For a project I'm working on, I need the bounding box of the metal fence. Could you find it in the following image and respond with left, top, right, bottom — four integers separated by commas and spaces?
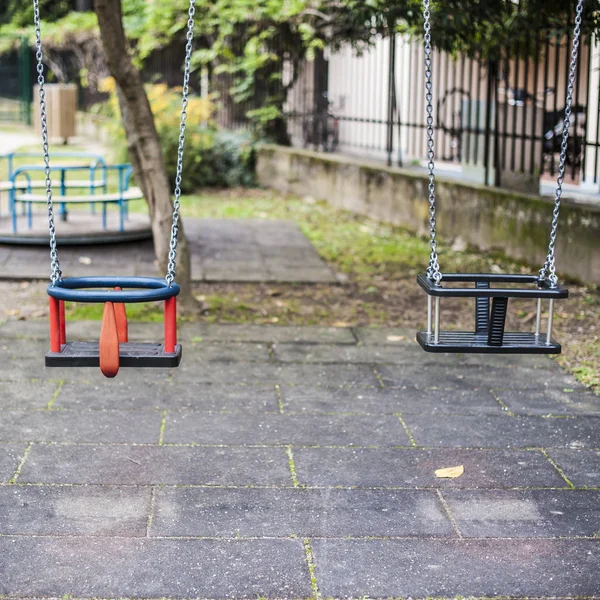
215, 27, 599, 194
0, 36, 31, 124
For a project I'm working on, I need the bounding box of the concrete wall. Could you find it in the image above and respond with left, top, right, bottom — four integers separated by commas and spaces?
257, 144, 600, 285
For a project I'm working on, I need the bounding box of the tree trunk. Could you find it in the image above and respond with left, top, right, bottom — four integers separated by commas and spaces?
94, 0, 199, 313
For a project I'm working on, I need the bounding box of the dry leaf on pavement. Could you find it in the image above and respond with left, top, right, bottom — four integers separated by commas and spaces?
435, 465, 464, 478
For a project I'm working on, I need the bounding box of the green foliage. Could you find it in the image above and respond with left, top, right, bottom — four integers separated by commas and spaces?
182, 0, 600, 131
0, 0, 72, 27
101, 81, 256, 191
159, 127, 257, 192
3, 0, 599, 141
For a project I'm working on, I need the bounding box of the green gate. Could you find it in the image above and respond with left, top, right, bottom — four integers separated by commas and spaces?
0, 35, 31, 125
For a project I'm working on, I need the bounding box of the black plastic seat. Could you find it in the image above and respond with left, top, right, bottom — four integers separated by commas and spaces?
417, 273, 568, 354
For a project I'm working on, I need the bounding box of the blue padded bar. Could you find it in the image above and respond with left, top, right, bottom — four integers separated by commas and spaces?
47, 277, 180, 303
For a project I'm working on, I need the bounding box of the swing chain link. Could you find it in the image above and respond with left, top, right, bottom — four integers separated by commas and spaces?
539, 0, 584, 288
422, 0, 442, 285
33, 0, 62, 285
166, 0, 196, 286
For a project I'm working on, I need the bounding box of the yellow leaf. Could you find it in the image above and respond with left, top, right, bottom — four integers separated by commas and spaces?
435, 465, 464, 479
386, 335, 407, 342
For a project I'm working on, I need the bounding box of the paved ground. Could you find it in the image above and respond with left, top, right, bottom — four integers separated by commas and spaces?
0, 218, 336, 283
0, 129, 39, 155
0, 319, 598, 598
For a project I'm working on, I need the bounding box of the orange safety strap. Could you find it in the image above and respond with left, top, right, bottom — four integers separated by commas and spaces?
113, 287, 128, 343
99, 302, 120, 378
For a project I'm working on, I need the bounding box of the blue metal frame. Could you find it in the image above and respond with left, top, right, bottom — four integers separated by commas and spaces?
47, 277, 180, 303
8, 163, 135, 233
2, 152, 106, 175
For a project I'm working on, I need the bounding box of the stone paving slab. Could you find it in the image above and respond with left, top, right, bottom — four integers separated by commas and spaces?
0, 380, 59, 409
151, 487, 452, 538
180, 324, 357, 345
545, 449, 600, 488
279, 385, 504, 415
273, 343, 418, 365
19, 444, 292, 485
54, 381, 280, 412
0, 485, 150, 536
180, 342, 272, 363
443, 489, 600, 538
0, 323, 597, 599
311, 538, 600, 597
274, 342, 563, 371
292, 447, 567, 488
0, 537, 311, 598
376, 363, 585, 390
163, 412, 408, 446
0, 218, 336, 283
171, 362, 382, 387
494, 388, 600, 415
0, 410, 162, 443
0, 444, 26, 482
404, 413, 600, 449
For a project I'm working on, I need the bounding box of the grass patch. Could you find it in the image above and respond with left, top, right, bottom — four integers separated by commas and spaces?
66, 301, 163, 322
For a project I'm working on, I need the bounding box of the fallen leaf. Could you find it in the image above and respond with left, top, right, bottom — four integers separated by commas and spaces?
4, 309, 20, 317
79, 256, 92, 265
435, 465, 464, 479
332, 321, 351, 327
386, 335, 407, 342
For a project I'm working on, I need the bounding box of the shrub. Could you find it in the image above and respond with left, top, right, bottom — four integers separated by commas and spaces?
97, 78, 256, 190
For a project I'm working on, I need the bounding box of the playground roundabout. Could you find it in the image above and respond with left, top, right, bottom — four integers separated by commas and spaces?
0, 210, 152, 245
0, 152, 152, 245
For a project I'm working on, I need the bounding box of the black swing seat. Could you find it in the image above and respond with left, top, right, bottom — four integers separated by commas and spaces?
417, 273, 568, 354
417, 331, 561, 354
46, 342, 182, 368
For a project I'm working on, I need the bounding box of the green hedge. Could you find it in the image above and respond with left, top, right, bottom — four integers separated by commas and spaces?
99, 80, 257, 191
160, 128, 256, 192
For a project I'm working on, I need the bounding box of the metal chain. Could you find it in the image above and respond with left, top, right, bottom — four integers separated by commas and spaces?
422, 0, 441, 285
166, 0, 196, 286
32, 0, 61, 285
539, 0, 584, 288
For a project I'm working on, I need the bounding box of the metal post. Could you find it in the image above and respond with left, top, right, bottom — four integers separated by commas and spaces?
386, 28, 397, 167
546, 299, 554, 345
434, 297, 440, 344
483, 60, 495, 186
427, 295, 432, 334
535, 298, 542, 336
20, 36, 32, 126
